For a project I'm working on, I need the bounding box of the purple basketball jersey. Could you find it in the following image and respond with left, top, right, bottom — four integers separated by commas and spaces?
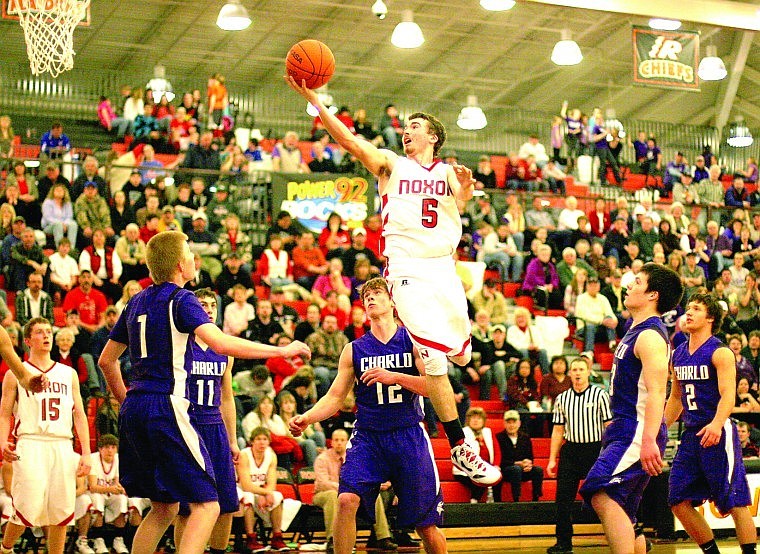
671, 336, 724, 428
609, 316, 670, 422
351, 327, 424, 431
185, 337, 228, 424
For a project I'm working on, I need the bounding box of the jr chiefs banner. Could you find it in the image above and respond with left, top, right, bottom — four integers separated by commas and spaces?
632, 26, 699, 90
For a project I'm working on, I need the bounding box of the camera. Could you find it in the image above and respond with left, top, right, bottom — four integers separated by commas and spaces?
372, 0, 387, 19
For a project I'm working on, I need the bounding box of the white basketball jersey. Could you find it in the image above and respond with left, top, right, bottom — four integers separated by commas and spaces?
89, 452, 119, 487
14, 361, 75, 439
242, 446, 275, 487
381, 157, 462, 259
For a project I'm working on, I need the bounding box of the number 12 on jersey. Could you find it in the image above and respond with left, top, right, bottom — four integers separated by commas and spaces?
376, 383, 402, 404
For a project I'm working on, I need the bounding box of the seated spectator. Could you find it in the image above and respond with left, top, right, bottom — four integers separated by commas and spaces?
543, 160, 567, 195
39, 121, 71, 160
184, 252, 215, 293
734, 377, 760, 413
15, 272, 53, 329
472, 279, 508, 325
306, 314, 348, 397
454, 407, 497, 503
216, 252, 254, 307
725, 176, 751, 209
3, 181, 42, 232
75, 181, 114, 242
588, 198, 610, 239
240, 397, 301, 467
236, 427, 291, 552
9, 227, 48, 291
473, 155, 497, 190
705, 220, 733, 281
294, 303, 321, 343
343, 306, 369, 342
138, 213, 159, 244
480, 223, 523, 283
271, 131, 309, 173
308, 140, 337, 173
268, 288, 299, 337
518, 134, 550, 167
728, 334, 757, 388
631, 216, 658, 261
507, 308, 549, 374
505, 359, 541, 411
114, 224, 148, 284
278, 390, 324, 466
36, 161, 70, 205
224, 283, 255, 337
292, 231, 329, 289
79, 228, 123, 303
218, 213, 252, 265
737, 156, 758, 184
563, 267, 587, 320
109, 190, 136, 239
349, 259, 372, 304
312, 257, 351, 312
737, 421, 759, 458
663, 151, 688, 197
318, 212, 351, 258
604, 216, 630, 262
115, 280, 141, 316
48, 237, 79, 300
244, 299, 285, 346
266, 211, 303, 253
5, 160, 41, 226
494, 409, 544, 502
742, 330, 760, 375
341, 226, 379, 276
313, 428, 395, 552
539, 356, 571, 408
657, 220, 680, 258
266, 336, 305, 393
556, 247, 596, 290
41, 183, 77, 247
62, 270, 108, 333
574, 276, 617, 356
522, 244, 562, 311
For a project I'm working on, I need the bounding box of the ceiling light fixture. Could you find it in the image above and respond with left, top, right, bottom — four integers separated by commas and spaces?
648, 18, 681, 31
391, 10, 424, 49
216, 0, 251, 31
371, 0, 387, 19
698, 45, 727, 81
480, 0, 516, 11
146, 64, 175, 103
457, 95, 487, 131
727, 116, 753, 148
551, 29, 582, 66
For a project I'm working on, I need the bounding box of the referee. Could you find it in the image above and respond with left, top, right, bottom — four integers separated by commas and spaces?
546, 356, 611, 554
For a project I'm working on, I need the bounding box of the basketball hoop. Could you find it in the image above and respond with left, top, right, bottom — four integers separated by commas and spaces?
12, 0, 90, 77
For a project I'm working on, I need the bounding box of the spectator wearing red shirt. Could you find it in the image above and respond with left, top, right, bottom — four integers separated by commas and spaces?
139, 213, 160, 244
320, 290, 348, 330
587, 197, 611, 238
292, 231, 329, 289
505, 152, 526, 190
362, 213, 384, 263
343, 306, 369, 342
265, 334, 305, 392
61, 269, 108, 333
318, 212, 351, 258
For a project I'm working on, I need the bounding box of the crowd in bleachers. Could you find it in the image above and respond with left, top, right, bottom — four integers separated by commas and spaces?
3, 85, 760, 551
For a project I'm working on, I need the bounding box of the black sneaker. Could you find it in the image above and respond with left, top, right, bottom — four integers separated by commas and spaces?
394, 531, 421, 548
546, 544, 573, 554
366, 537, 398, 551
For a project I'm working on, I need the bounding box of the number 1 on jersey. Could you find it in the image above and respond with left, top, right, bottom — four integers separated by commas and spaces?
138, 314, 148, 358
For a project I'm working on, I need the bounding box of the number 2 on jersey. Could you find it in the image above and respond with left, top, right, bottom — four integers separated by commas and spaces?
685, 383, 697, 410
421, 198, 438, 228
376, 383, 402, 405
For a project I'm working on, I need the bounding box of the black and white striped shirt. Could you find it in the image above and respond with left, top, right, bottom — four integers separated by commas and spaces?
552, 384, 612, 443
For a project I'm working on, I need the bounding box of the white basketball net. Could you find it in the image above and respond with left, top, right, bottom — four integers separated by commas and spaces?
14, 0, 90, 77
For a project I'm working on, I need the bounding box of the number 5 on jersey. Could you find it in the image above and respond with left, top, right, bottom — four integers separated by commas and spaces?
421, 198, 438, 228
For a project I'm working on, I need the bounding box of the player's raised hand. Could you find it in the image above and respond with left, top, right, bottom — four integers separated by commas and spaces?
360, 367, 396, 387
640, 438, 663, 476
696, 421, 722, 448
77, 454, 92, 477
452, 163, 476, 188
289, 414, 308, 437
284, 75, 319, 104
23, 373, 49, 393
284, 340, 311, 360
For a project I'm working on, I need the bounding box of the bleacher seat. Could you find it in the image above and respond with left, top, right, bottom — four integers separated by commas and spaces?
297, 483, 315, 504
440, 481, 472, 503
435, 459, 454, 481
431, 438, 450, 460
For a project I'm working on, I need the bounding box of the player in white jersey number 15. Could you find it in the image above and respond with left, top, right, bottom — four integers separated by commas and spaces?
285, 75, 500, 487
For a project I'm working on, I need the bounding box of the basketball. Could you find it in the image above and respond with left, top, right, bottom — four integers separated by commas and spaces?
286, 39, 335, 89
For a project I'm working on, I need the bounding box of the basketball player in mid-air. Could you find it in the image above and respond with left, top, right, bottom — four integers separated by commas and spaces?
286, 76, 500, 486
99, 231, 311, 554
665, 293, 756, 554
579, 263, 683, 554
290, 277, 446, 554
0, 317, 91, 554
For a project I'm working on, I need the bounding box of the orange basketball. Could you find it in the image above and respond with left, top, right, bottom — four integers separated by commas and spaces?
286, 39, 335, 90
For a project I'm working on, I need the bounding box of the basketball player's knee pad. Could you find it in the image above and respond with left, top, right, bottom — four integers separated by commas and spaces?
421, 350, 448, 377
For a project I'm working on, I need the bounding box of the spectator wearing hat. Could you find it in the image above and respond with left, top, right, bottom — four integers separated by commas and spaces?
692, 155, 709, 183
574, 275, 617, 355
672, 170, 700, 208
79, 228, 123, 303
36, 161, 70, 203
340, 226, 380, 276
601, 270, 628, 338
663, 151, 689, 198
269, 288, 300, 335
494, 409, 544, 502
9, 226, 48, 292
1, 215, 26, 278
453, 407, 497, 503
120, 169, 146, 209
71, 155, 109, 202
206, 182, 235, 232
74, 181, 113, 241
156, 205, 181, 233
186, 211, 218, 256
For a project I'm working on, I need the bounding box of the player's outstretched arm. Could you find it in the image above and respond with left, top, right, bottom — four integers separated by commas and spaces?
698, 347, 738, 447
0, 374, 18, 462
663, 365, 683, 428
196, 323, 310, 361
0, 327, 46, 393
637, 329, 669, 476
99, 339, 128, 403
284, 75, 396, 177
289, 344, 355, 436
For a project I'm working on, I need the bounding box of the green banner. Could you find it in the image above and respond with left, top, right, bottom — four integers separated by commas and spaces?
270, 172, 376, 233
632, 26, 700, 90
